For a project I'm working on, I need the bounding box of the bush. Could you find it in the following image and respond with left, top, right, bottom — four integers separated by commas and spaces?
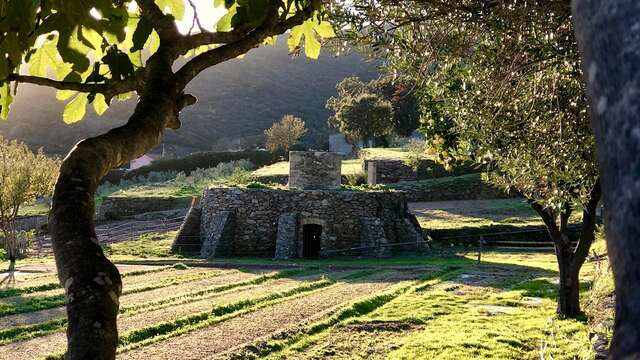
244, 181, 272, 189
343, 171, 367, 186
124, 150, 276, 179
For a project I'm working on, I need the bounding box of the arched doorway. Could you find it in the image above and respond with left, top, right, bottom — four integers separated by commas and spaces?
302, 224, 322, 259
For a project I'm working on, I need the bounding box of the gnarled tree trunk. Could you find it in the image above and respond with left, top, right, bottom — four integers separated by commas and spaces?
572, 0, 640, 356
49, 54, 181, 360
532, 180, 601, 318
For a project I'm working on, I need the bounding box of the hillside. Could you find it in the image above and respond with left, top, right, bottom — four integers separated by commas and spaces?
0, 39, 377, 156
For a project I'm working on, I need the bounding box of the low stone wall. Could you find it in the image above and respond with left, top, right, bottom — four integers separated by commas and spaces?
199, 187, 426, 258
288, 151, 342, 190
364, 159, 417, 184
97, 196, 192, 221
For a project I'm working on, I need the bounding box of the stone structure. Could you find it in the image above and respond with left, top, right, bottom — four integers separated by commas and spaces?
194, 187, 425, 259
172, 151, 427, 259
288, 151, 341, 190
364, 159, 417, 184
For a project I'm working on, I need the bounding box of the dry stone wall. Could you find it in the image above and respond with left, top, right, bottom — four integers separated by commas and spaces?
199, 187, 426, 258
364, 159, 417, 184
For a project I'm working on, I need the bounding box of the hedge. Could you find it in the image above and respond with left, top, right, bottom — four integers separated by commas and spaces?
124, 150, 277, 179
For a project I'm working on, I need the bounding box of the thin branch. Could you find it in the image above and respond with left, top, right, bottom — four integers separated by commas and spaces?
179, 26, 253, 52
571, 179, 602, 269
7, 73, 141, 101
187, 0, 205, 34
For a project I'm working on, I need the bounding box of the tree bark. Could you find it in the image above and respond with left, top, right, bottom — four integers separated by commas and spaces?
557, 251, 582, 317
49, 53, 180, 359
530, 182, 601, 319
572, 0, 640, 357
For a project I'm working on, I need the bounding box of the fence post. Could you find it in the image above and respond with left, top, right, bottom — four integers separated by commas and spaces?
477, 236, 484, 264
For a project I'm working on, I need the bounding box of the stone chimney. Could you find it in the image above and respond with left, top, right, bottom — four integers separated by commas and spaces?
288, 151, 341, 190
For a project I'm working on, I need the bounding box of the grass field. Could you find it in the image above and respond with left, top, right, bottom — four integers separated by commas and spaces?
0, 234, 601, 360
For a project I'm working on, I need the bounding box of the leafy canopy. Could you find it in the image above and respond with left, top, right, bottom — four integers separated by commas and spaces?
331, 0, 598, 213
264, 114, 307, 153
0, 0, 334, 122
326, 88, 394, 141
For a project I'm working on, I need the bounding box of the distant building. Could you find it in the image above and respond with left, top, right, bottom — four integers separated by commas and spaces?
328, 133, 363, 155
128, 154, 159, 170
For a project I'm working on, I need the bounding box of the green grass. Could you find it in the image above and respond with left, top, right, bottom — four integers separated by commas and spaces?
259, 268, 593, 360
102, 232, 177, 258
0, 268, 224, 317
17, 202, 50, 217
412, 198, 540, 231
358, 147, 419, 160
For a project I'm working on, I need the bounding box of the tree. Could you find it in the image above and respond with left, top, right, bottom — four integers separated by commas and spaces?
330, 0, 600, 318
326, 80, 394, 145
327, 77, 419, 138
264, 114, 307, 153
0, 1, 330, 358
573, 0, 640, 356
0, 136, 59, 265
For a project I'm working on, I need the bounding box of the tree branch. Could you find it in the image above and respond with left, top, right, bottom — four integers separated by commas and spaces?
529, 200, 563, 241
7, 74, 141, 102
571, 179, 602, 269
136, 0, 180, 41
174, 0, 319, 90
179, 26, 253, 53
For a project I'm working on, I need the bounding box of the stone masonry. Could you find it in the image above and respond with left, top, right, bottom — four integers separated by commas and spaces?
289, 151, 342, 190
364, 159, 417, 185
197, 187, 426, 259
172, 151, 428, 259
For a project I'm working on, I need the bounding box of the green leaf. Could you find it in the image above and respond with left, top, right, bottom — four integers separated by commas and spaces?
92, 93, 109, 115
63, 93, 88, 124
303, 22, 321, 59
314, 21, 336, 38
28, 43, 58, 77
131, 17, 152, 52
0, 83, 13, 120
217, 4, 237, 32
56, 90, 77, 100
288, 26, 304, 53
157, 0, 185, 21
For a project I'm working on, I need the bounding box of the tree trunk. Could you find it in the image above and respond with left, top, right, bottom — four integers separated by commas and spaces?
50, 54, 180, 359
572, 1, 640, 357
556, 240, 582, 317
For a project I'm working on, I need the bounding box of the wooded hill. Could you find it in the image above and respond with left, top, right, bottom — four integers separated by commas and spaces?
1, 40, 377, 156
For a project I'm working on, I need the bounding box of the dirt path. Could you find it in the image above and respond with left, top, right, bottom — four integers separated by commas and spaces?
118, 279, 400, 360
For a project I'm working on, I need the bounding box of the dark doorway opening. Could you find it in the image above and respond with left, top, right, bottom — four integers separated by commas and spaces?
302, 224, 322, 259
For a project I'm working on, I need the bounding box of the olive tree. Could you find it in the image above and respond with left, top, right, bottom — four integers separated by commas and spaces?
326, 80, 394, 145
331, 0, 600, 318
0, 136, 59, 265
0, 1, 329, 358
264, 114, 307, 153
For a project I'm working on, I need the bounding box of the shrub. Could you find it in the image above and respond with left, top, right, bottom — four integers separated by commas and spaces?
343, 171, 367, 186
124, 150, 276, 179
245, 181, 272, 189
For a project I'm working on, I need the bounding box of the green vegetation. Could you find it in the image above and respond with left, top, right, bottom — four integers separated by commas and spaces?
103, 232, 176, 258
2, 249, 607, 359
389, 173, 511, 202
124, 151, 276, 180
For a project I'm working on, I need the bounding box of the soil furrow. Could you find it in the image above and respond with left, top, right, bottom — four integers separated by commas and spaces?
118, 280, 397, 360
0, 275, 322, 360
